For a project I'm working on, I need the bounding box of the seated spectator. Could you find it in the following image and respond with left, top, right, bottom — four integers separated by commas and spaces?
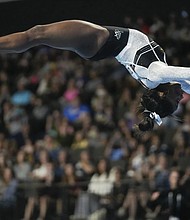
73, 158, 112, 220
180, 166, 190, 198
36, 67, 52, 96
0, 167, 18, 220
46, 112, 75, 147
0, 84, 10, 107
75, 150, 95, 184
11, 78, 33, 107
21, 138, 35, 164
71, 130, 89, 150
29, 97, 49, 140
13, 150, 31, 182
63, 79, 79, 103
91, 84, 113, 112
131, 144, 146, 171
0, 153, 9, 177
117, 189, 138, 220
23, 149, 53, 220
116, 87, 132, 121
104, 130, 128, 161
93, 105, 115, 130
106, 166, 128, 220
147, 168, 190, 220
53, 149, 69, 217
88, 158, 113, 196
86, 125, 104, 148
63, 96, 90, 124
13, 149, 32, 219
45, 110, 63, 132
61, 163, 81, 219
3, 101, 28, 147
154, 154, 170, 191
54, 149, 68, 183
42, 130, 62, 161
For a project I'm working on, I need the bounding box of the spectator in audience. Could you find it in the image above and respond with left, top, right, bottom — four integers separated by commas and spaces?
56, 117, 75, 147
131, 144, 146, 172
147, 168, 190, 220
180, 166, 190, 201
154, 154, 170, 191
13, 149, 31, 218
3, 101, 28, 147
116, 87, 132, 121
53, 149, 69, 217
104, 130, 128, 161
107, 166, 128, 220
21, 138, 35, 164
0, 153, 9, 177
63, 96, 90, 124
29, 97, 50, 140
0, 84, 10, 107
13, 150, 31, 182
36, 67, 53, 96
63, 78, 79, 104
73, 158, 112, 220
54, 149, 68, 183
75, 150, 95, 184
42, 130, 62, 161
0, 167, 18, 220
11, 78, 33, 107
88, 158, 113, 197
23, 149, 53, 220
91, 85, 115, 130
86, 125, 105, 148
71, 130, 89, 150
117, 188, 138, 220
61, 163, 80, 218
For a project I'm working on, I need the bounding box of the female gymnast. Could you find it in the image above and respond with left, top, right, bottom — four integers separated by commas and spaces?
0, 20, 186, 131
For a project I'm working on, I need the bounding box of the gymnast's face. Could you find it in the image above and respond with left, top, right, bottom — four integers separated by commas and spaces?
164, 83, 183, 108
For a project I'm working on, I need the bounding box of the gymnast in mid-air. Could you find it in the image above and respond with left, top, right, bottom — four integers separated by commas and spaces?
0, 20, 186, 131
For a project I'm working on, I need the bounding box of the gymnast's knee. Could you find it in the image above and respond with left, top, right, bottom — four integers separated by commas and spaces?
25, 25, 46, 44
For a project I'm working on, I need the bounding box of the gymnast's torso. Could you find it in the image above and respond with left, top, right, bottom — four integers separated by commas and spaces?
115, 28, 168, 89
89, 26, 169, 90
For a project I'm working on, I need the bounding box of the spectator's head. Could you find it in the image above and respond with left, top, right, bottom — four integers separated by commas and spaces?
38, 149, 49, 164
110, 166, 123, 183
2, 167, 14, 183
97, 158, 109, 175
64, 163, 75, 177
0, 153, 6, 168
16, 78, 28, 91
74, 130, 85, 142
157, 154, 168, 170
16, 150, 25, 164
169, 168, 180, 189
80, 150, 90, 162
57, 149, 67, 163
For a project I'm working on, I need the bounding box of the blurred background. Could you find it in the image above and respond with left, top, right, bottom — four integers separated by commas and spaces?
1, 1, 190, 220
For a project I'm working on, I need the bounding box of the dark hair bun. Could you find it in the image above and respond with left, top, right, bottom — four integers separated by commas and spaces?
138, 116, 154, 131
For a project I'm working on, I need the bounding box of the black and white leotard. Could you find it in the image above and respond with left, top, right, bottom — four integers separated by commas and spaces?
90, 26, 190, 94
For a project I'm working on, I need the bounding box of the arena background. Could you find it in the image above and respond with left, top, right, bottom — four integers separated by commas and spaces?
0, 0, 190, 34
1, 1, 190, 220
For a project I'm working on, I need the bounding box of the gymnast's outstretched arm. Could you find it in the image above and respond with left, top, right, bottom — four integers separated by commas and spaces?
149, 61, 190, 93
0, 20, 109, 58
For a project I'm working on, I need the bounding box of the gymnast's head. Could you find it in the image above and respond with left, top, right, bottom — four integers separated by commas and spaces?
137, 83, 183, 132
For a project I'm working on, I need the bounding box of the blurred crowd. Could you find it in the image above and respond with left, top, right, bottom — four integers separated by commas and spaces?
1, 12, 190, 220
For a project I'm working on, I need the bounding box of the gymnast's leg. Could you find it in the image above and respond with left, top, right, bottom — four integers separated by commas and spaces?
0, 20, 109, 58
